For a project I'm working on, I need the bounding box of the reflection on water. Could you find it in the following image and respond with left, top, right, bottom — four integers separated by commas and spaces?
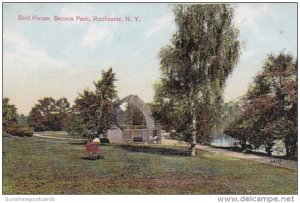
211, 133, 286, 156
210, 134, 237, 147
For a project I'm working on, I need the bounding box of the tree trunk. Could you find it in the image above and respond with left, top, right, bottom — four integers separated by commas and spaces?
266, 146, 272, 156
189, 115, 197, 156
190, 135, 196, 156
265, 140, 274, 156
285, 142, 291, 158
285, 139, 297, 159
290, 148, 296, 159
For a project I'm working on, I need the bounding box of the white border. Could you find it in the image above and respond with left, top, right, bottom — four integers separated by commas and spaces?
1, 1, 299, 203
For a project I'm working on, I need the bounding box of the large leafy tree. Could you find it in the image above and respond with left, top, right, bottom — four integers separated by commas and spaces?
72, 68, 119, 141
28, 97, 56, 131
154, 4, 240, 156
150, 83, 178, 132
52, 98, 71, 130
225, 53, 297, 157
28, 97, 70, 131
259, 53, 297, 157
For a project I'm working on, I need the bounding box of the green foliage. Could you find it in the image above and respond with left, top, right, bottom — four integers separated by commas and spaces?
65, 112, 83, 137
71, 67, 119, 141
225, 52, 297, 157
224, 113, 254, 150
150, 83, 180, 131
219, 101, 243, 128
16, 114, 28, 127
153, 4, 240, 149
5, 123, 33, 137
28, 97, 70, 131
3, 98, 32, 137
3, 98, 18, 131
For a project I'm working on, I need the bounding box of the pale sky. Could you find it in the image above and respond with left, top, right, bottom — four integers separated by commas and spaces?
3, 3, 297, 115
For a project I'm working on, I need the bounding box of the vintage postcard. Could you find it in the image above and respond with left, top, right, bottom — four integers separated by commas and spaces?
2, 1, 298, 202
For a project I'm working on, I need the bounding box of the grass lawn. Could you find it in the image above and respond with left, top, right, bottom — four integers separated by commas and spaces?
3, 135, 297, 194
34, 131, 75, 138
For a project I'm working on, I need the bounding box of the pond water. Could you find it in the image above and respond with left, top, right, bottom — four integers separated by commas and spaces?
210, 134, 237, 147
211, 134, 286, 156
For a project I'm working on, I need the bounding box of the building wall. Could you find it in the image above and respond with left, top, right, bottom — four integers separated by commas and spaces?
107, 128, 123, 143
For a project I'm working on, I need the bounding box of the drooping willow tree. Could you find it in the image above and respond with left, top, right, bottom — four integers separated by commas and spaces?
154, 4, 240, 156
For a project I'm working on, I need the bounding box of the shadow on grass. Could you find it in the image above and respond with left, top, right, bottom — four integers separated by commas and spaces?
80, 155, 104, 161
69, 142, 112, 148
69, 142, 85, 145
117, 145, 190, 157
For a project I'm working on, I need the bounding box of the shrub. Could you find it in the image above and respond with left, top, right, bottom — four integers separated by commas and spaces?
5, 124, 33, 137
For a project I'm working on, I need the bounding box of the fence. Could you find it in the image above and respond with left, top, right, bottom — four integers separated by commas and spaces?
122, 129, 161, 144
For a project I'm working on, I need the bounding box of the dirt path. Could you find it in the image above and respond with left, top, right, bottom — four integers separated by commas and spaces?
33, 133, 82, 141
196, 145, 297, 171
161, 137, 297, 171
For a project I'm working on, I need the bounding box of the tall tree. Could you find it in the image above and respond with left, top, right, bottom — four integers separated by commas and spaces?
154, 4, 240, 156
72, 68, 119, 141
225, 52, 297, 157
258, 53, 297, 157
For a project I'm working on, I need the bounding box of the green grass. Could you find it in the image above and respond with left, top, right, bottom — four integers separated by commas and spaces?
3, 136, 297, 194
35, 131, 74, 138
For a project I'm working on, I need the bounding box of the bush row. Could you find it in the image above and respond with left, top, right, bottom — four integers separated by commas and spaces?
5, 124, 33, 137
